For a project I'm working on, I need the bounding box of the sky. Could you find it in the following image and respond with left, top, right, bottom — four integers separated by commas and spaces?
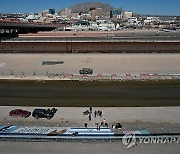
0, 0, 180, 16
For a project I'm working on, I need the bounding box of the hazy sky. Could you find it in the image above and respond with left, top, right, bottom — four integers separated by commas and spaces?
0, 0, 180, 16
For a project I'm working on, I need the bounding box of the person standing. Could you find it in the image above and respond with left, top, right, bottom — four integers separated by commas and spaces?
84, 123, 88, 128
94, 111, 97, 117
88, 114, 91, 121
99, 110, 102, 117
89, 107, 92, 113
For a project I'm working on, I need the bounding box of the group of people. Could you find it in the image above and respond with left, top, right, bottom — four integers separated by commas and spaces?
96, 119, 109, 131
100, 119, 108, 127
83, 108, 123, 131
83, 107, 103, 121
94, 110, 103, 117
83, 107, 110, 131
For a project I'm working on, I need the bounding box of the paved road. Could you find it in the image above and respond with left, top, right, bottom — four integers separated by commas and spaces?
0, 141, 179, 154
1, 29, 180, 42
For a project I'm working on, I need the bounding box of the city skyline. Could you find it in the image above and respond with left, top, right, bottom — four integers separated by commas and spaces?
0, 0, 180, 16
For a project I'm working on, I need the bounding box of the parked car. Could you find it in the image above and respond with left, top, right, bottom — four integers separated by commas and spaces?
32, 108, 57, 120
79, 68, 93, 75
9, 109, 31, 118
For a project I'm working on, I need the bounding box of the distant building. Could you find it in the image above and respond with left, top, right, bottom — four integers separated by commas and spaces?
64, 9, 71, 17
49, 8, 55, 15
123, 11, 133, 19
60, 8, 72, 18
42, 10, 49, 17
71, 13, 79, 19
90, 8, 96, 11
111, 9, 122, 19
128, 17, 138, 23
96, 8, 103, 17
112, 9, 122, 16
90, 8, 103, 20
147, 17, 160, 22
144, 17, 160, 26
26, 14, 36, 22
90, 10, 96, 20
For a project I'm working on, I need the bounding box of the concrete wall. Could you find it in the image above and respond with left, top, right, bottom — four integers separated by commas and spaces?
0, 53, 180, 77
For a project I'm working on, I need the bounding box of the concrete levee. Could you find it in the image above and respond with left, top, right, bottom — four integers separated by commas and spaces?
0, 53, 180, 80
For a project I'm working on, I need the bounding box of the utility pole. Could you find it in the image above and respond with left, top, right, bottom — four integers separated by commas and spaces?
85, 5, 87, 22
85, 5, 88, 28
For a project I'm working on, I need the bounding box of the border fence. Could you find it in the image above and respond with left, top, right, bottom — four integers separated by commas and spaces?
0, 41, 180, 53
